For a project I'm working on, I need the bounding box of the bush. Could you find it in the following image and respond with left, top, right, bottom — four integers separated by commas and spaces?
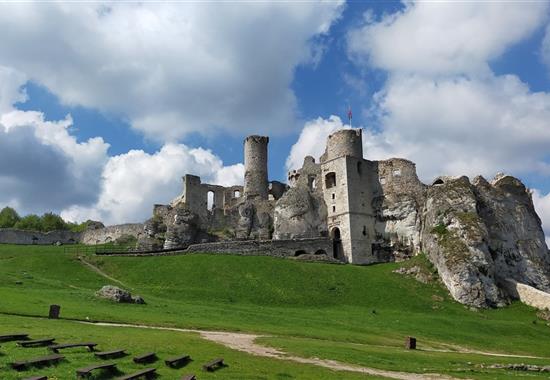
14, 214, 43, 231
0, 207, 20, 228
41, 212, 67, 232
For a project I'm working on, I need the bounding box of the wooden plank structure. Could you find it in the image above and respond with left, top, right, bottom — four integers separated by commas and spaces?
405, 336, 417, 350
49, 342, 97, 353
94, 349, 127, 359
116, 368, 156, 379
76, 362, 117, 378
11, 354, 64, 370
18, 338, 56, 347
133, 352, 157, 364
164, 354, 191, 368
202, 357, 225, 371
0, 333, 29, 342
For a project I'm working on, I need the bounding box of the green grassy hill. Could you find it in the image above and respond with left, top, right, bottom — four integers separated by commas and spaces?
1, 244, 549, 379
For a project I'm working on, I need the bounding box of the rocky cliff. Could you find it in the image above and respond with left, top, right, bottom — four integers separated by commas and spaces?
421, 174, 549, 307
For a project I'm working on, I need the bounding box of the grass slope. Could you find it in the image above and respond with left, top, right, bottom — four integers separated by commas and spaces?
0, 244, 549, 379
0, 314, 373, 380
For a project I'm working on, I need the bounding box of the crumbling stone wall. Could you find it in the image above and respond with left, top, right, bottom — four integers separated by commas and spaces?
185, 237, 334, 260
0, 228, 80, 245
80, 223, 144, 245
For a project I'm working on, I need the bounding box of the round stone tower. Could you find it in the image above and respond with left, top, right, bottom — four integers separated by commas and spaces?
324, 128, 363, 161
244, 135, 269, 200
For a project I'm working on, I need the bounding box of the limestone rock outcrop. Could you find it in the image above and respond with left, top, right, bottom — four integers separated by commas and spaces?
421, 175, 550, 308
422, 176, 504, 307
163, 208, 200, 249
96, 285, 145, 304
273, 187, 327, 239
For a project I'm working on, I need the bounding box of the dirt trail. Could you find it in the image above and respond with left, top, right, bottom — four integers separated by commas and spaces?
83, 321, 461, 380
77, 257, 127, 287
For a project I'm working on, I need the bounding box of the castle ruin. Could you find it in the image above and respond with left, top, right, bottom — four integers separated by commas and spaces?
139, 127, 550, 308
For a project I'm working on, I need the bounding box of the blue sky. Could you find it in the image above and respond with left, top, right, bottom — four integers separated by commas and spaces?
0, 1, 550, 239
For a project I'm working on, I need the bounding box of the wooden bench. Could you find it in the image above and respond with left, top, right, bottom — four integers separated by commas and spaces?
11, 354, 64, 370
0, 333, 29, 342
23, 376, 47, 380
116, 368, 156, 379
95, 349, 127, 359
202, 357, 224, 371
181, 375, 196, 380
18, 338, 56, 347
76, 362, 117, 378
133, 352, 157, 364
165, 354, 191, 368
49, 342, 97, 353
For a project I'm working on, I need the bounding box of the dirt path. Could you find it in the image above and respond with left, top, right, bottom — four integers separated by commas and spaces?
77, 257, 128, 287
82, 321, 461, 380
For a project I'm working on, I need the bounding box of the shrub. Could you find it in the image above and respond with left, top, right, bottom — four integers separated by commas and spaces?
14, 214, 43, 231
0, 207, 20, 228
431, 224, 448, 236
41, 212, 67, 232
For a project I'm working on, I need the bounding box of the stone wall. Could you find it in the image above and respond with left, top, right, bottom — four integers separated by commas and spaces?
185, 237, 334, 259
0, 228, 80, 245
502, 278, 550, 310
80, 223, 144, 245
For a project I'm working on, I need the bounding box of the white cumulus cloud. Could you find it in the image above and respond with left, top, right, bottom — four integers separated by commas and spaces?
0, 109, 109, 214
0, 2, 344, 141
348, 1, 549, 76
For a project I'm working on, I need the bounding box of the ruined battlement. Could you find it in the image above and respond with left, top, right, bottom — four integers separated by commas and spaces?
321, 128, 363, 162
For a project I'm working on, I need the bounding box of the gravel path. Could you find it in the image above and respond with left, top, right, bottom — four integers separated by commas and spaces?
84, 321, 463, 380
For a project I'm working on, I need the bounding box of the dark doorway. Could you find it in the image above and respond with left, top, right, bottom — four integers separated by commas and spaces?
331, 227, 344, 261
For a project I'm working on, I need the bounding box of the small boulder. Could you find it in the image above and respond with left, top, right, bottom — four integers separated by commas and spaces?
132, 295, 146, 304
96, 285, 144, 304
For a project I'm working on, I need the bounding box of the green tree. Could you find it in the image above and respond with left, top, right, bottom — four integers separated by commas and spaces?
40, 212, 67, 232
0, 207, 21, 228
14, 214, 43, 231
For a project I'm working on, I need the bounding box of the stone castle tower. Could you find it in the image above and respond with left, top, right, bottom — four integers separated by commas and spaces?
244, 135, 269, 200
320, 129, 375, 264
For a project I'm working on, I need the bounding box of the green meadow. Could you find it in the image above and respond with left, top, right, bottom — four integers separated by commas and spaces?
1, 244, 549, 379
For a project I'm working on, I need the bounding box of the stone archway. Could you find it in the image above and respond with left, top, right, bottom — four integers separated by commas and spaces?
331, 227, 344, 262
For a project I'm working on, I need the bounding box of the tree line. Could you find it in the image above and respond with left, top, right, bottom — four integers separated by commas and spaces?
0, 207, 89, 233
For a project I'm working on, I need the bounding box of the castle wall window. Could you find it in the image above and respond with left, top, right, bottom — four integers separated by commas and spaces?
380, 177, 386, 185
325, 172, 336, 189
332, 206, 336, 212
393, 169, 401, 176
332, 193, 335, 200
207, 191, 215, 210
234, 190, 241, 198
308, 176, 316, 190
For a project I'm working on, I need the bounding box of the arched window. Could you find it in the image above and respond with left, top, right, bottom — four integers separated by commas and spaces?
234, 190, 241, 198
308, 176, 316, 190
207, 191, 215, 210
325, 172, 336, 189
